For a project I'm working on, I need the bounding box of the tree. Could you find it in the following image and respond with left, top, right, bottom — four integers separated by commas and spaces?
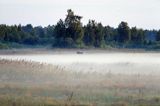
137, 29, 145, 44
54, 19, 66, 47
65, 9, 84, 46
95, 23, 105, 47
54, 19, 66, 39
0, 25, 7, 41
131, 27, 138, 43
44, 25, 55, 38
34, 26, 45, 38
21, 24, 39, 45
84, 20, 105, 47
156, 30, 160, 41
130, 27, 145, 45
54, 9, 84, 47
117, 21, 131, 43
83, 20, 97, 46
0, 9, 159, 49
104, 26, 115, 42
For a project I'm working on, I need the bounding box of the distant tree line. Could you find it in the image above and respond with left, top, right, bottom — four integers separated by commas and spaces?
0, 9, 160, 49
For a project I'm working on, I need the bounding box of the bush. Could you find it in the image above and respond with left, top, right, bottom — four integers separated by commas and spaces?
111, 101, 128, 106
0, 42, 9, 49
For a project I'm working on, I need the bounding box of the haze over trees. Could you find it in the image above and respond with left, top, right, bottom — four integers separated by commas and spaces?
0, 9, 160, 49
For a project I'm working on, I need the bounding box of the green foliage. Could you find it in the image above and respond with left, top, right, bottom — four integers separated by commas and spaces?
54, 19, 66, 39
0, 25, 7, 41
83, 20, 105, 47
117, 21, 131, 43
54, 9, 84, 48
131, 27, 145, 45
104, 26, 117, 43
156, 30, 160, 41
0, 9, 160, 49
83, 20, 96, 46
0, 42, 9, 49
95, 23, 105, 47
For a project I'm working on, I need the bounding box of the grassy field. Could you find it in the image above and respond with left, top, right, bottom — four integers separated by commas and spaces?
0, 59, 160, 106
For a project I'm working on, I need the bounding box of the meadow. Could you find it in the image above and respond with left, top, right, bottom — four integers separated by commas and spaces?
0, 51, 160, 106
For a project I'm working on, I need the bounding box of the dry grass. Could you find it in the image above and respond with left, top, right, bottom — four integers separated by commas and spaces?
0, 59, 160, 106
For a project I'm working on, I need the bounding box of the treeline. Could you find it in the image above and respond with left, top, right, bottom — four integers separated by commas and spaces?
0, 9, 160, 49
0, 24, 54, 47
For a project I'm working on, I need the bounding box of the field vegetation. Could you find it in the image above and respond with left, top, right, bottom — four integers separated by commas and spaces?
0, 59, 160, 106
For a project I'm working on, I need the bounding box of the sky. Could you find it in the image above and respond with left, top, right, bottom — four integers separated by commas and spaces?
0, 0, 160, 29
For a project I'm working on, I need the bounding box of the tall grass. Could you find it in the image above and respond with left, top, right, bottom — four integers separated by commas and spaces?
0, 59, 160, 106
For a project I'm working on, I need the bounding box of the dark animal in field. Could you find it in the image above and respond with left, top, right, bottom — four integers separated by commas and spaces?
76, 51, 83, 54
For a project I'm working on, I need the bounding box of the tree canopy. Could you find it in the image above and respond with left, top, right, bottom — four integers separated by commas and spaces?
0, 9, 160, 49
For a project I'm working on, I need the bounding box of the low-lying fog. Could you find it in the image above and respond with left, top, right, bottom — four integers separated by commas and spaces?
0, 52, 160, 75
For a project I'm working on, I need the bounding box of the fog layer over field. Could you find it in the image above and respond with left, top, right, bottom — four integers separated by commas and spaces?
1, 51, 160, 105
0, 52, 160, 75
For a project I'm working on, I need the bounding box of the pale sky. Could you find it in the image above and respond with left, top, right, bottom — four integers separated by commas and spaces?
0, 0, 160, 29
